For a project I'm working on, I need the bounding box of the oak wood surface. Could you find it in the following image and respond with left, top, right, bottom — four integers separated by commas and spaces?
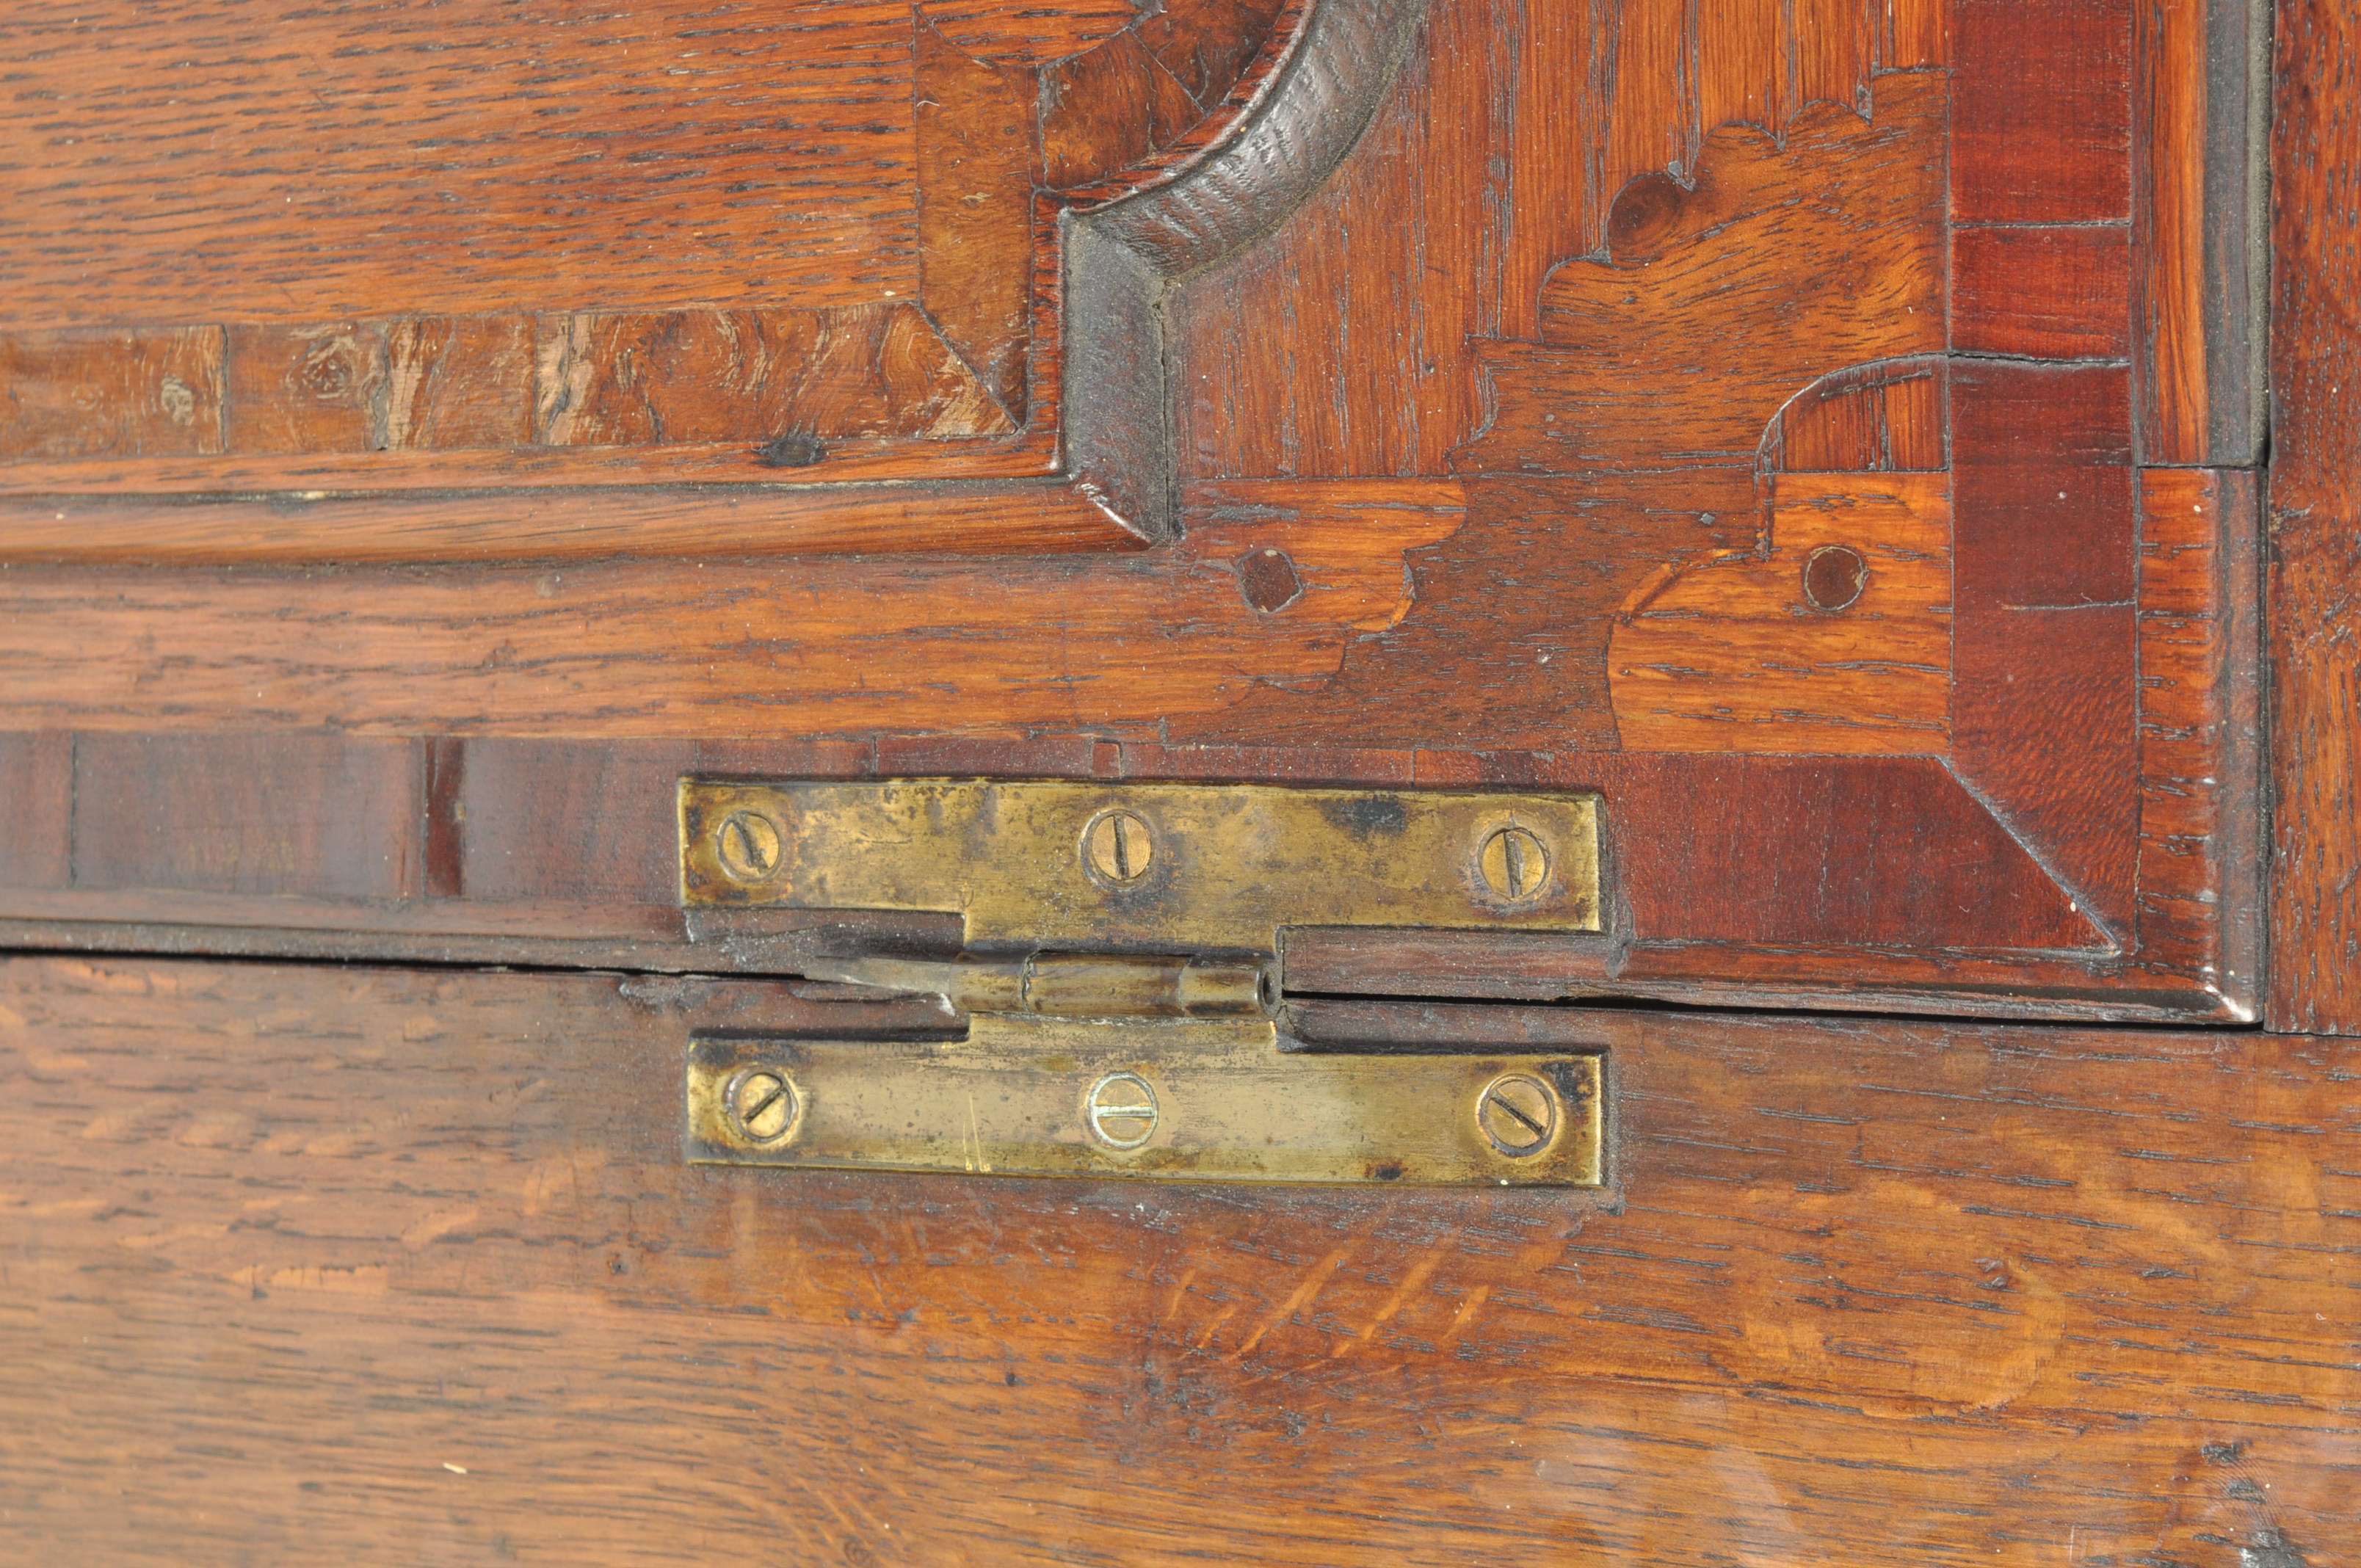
0, 954, 2351, 1566
0, 0, 918, 328
2268, 0, 2361, 1035
0, 0, 1298, 517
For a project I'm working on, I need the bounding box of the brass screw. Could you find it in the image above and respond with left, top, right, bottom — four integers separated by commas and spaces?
1479, 825, 1551, 901
1478, 1073, 1558, 1156
1085, 1070, 1159, 1150
714, 809, 784, 882
722, 1067, 798, 1144
1082, 810, 1155, 884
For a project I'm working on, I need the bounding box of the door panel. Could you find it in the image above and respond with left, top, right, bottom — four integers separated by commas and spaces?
1, 954, 2353, 1563
0, 0, 2266, 1020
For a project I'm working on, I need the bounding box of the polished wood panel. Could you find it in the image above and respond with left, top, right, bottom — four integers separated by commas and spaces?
8, 730, 2227, 1020
0, 0, 1294, 512
0, 0, 2272, 1024
0, 327, 228, 460
0, 956, 2352, 1564
1952, 225, 2132, 360
0, 0, 918, 327
2268, 0, 2361, 1036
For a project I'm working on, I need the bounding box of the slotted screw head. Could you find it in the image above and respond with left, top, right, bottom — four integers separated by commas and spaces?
1085, 1070, 1159, 1150
714, 810, 784, 882
1479, 825, 1551, 901
723, 1067, 799, 1144
1477, 1072, 1559, 1157
1082, 810, 1155, 885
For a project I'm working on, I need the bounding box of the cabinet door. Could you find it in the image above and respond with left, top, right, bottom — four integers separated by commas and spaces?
0, 0, 2272, 1022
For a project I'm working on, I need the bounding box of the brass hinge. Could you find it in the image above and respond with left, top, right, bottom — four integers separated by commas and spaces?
677, 778, 1609, 1187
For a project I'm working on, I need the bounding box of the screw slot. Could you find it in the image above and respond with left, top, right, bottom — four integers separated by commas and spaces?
713, 809, 785, 883
1085, 1070, 1159, 1150
1477, 1072, 1559, 1157
722, 1067, 799, 1145
1478, 825, 1551, 901
1081, 810, 1155, 885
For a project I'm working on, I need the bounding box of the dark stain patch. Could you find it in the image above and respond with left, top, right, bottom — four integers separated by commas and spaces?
1236, 545, 1303, 611
1368, 1161, 1405, 1182
758, 429, 827, 468
1323, 794, 1408, 839
2244, 1529, 2310, 1568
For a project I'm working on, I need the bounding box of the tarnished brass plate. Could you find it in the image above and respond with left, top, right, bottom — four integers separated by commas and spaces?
679, 780, 1602, 950
686, 1017, 1605, 1187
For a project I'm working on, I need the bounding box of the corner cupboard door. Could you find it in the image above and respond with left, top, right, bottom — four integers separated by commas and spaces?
0, 0, 2269, 1024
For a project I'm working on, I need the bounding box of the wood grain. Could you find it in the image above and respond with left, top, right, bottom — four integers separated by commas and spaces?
535, 304, 1015, 446
1763, 357, 1948, 473
0, 733, 70, 891
1951, 0, 2131, 225
0, 955, 2351, 1564
1463, 79, 1947, 475
0, 0, 1293, 525
1950, 361, 2141, 943
0, 734, 2140, 1018
383, 316, 537, 454
225, 322, 388, 455
1172, 0, 1908, 480
2136, 468, 2261, 1017
0, 0, 2273, 1025
0, 328, 227, 460
68, 734, 422, 901
1952, 224, 2133, 361
0, 479, 1143, 565
2268, 0, 2361, 1034
1608, 471, 1952, 754
1040, 29, 1204, 189
0, 481, 1462, 727
0, 0, 921, 329
915, 18, 1040, 421
0, 305, 1018, 468
2135, 0, 2266, 464
1181, 76, 1946, 753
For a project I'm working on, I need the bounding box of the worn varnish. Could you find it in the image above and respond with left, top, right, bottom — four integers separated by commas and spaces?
0, 957, 2353, 1564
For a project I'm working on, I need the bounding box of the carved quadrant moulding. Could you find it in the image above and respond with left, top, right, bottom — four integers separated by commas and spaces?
0, 0, 2263, 1024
